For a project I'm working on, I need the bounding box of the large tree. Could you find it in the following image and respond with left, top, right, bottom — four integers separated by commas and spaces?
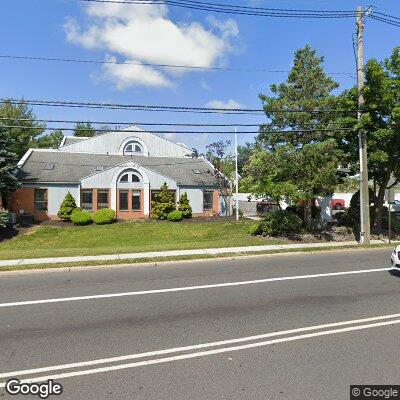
250, 45, 344, 229
74, 122, 96, 137
34, 129, 64, 149
0, 100, 45, 158
336, 47, 400, 231
0, 125, 20, 206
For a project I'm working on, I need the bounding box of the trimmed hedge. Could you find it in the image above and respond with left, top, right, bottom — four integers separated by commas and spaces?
93, 208, 116, 225
251, 210, 302, 237
167, 210, 183, 222
70, 210, 92, 226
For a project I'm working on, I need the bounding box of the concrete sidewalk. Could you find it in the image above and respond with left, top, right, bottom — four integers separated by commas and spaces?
0, 239, 395, 268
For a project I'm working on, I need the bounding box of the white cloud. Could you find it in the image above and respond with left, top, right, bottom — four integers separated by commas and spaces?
64, 3, 239, 88
199, 80, 212, 91
205, 99, 245, 109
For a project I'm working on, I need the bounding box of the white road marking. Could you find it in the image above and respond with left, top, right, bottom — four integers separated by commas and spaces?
1, 316, 399, 386
0, 267, 392, 308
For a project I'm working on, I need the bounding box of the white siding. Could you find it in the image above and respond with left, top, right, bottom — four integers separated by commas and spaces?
61, 129, 191, 158
180, 187, 204, 214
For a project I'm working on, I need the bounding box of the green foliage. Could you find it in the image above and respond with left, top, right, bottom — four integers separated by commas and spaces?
0, 100, 46, 158
249, 222, 263, 236
258, 45, 339, 148
92, 208, 116, 225
74, 122, 96, 137
57, 192, 78, 221
167, 210, 183, 222
335, 47, 400, 230
177, 192, 192, 218
256, 211, 302, 237
33, 130, 64, 149
0, 125, 20, 202
0, 211, 9, 228
232, 207, 244, 218
151, 182, 176, 219
70, 210, 92, 226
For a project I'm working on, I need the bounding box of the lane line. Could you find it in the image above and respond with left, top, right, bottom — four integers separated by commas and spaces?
0, 267, 392, 308
1, 312, 400, 379
1, 317, 400, 386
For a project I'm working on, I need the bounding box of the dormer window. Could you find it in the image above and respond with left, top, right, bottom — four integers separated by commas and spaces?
124, 141, 143, 155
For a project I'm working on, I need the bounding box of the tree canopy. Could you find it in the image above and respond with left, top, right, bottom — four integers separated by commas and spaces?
74, 122, 97, 137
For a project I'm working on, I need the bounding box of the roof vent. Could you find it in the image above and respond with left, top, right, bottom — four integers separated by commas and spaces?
96, 166, 105, 172
192, 169, 203, 174
43, 163, 55, 170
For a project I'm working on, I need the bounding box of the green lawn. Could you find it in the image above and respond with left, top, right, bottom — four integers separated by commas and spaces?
0, 220, 286, 260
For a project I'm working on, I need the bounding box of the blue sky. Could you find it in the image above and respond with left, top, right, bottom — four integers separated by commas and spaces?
1, 0, 399, 153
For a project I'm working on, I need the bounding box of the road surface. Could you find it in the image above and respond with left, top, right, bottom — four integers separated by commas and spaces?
0, 248, 399, 399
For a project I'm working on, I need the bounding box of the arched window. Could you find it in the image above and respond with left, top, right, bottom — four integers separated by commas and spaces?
118, 170, 141, 183
123, 141, 143, 155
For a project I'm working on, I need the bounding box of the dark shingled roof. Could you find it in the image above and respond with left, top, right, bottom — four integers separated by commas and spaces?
61, 136, 91, 146
18, 150, 218, 187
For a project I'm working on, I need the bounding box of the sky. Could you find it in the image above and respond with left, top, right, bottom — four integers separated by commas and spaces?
1, 0, 400, 153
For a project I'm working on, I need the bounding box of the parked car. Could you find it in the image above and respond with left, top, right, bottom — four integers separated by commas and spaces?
331, 199, 346, 210
389, 200, 400, 213
391, 244, 400, 268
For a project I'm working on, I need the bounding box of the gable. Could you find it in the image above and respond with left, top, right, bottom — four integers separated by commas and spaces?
60, 127, 192, 158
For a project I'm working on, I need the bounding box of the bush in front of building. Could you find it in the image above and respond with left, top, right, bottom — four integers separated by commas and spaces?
251, 210, 302, 237
0, 210, 9, 228
92, 208, 116, 225
177, 192, 192, 218
151, 182, 176, 220
57, 192, 78, 221
70, 209, 92, 226
167, 210, 183, 222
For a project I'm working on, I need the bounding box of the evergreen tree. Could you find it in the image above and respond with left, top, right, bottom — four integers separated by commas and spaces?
0, 125, 20, 207
34, 130, 64, 149
74, 122, 96, 137
151, 182, 176, 219
0, 100, 45, 158
178, 192, 192, 218
57, 192, 78, 221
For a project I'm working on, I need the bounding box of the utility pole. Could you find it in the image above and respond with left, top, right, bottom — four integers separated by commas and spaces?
356, 6, 371, 245
234, 126, 239, 221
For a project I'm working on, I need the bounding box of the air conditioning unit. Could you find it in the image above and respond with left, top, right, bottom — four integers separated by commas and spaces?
8, 213, 17, 224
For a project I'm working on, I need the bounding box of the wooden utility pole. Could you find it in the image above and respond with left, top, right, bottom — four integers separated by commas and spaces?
356, 6, 371, 245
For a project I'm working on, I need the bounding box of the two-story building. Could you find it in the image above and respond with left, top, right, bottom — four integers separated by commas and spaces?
9, 127, 223, 221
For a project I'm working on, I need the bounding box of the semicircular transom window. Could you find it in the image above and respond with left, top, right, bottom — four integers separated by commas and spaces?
118, 170, 141, 183
123, 141, 143, 155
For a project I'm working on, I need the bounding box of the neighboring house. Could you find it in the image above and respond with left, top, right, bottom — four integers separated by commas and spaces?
9, 127, 222, 221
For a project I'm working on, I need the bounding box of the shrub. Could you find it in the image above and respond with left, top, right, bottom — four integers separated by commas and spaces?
93, 208, 116, 225
167, 210, 183, 222
0, 211, 8, 228
57, 192, 78, 221
232, 207, 244, 218
249, 222, 263, 236
251, 210, 302, 237
70, 209, 92, 226
178, 192, 192, 218
151, 182, 176, 219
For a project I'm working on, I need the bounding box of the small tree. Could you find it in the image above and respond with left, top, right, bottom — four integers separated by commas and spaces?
178, 192, 192, 218
57, 192, 77, 221
151, 182, 176, 219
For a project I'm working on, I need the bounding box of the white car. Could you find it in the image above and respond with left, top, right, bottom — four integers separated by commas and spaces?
391, 245, 400, 268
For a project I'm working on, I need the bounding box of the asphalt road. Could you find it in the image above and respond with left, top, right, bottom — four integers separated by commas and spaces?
0, 248, 399, 399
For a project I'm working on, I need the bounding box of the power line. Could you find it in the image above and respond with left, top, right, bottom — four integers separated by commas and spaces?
0, 55, 355, 77
77, 0, 356, 18
0, 124, 354, 135
1, 99, 357, 115
368, 14, 400, 28
0, 117, 353, 128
